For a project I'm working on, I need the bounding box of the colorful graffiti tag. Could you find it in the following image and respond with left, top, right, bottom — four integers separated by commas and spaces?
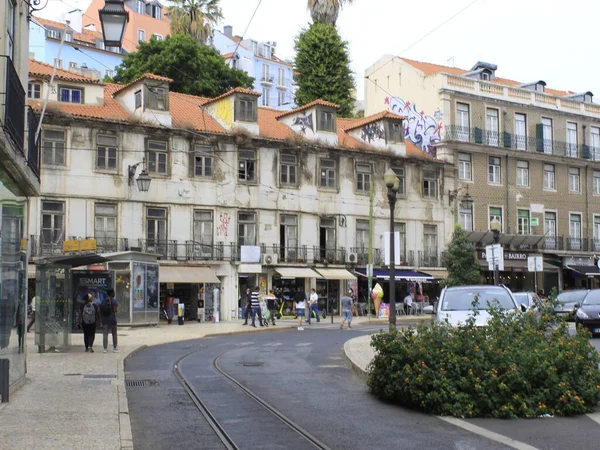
385, 96, 442, 157
361, 122, 386, 144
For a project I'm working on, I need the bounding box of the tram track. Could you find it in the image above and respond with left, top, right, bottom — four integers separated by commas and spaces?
174, 349, 332, 450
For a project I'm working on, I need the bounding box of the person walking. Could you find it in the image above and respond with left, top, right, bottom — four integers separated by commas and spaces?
100, 288, 119, 353
250, 286, 263, 328
340, 290, 354, 329
166, 291, 175, 324
307, 288, 320, 324
265, 290, 279, 325
26, 296, 36, 332
78, 293, 100, 352
242, 288, 252, 325
296, 290, 306, 331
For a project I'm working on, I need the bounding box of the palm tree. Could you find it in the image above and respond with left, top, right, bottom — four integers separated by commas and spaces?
168, 0, 223, 46
307, 0, 354, 25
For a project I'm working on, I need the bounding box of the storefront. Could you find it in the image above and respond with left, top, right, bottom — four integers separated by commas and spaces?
562, 256, 600, 290
314, 268, 356, 316
272, 267, 319, 317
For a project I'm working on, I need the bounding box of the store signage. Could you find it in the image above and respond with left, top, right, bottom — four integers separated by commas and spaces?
480, 251, 527, 261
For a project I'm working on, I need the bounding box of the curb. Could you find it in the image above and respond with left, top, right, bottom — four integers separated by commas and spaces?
342, 336, 370, 380
119, 345, 147, 450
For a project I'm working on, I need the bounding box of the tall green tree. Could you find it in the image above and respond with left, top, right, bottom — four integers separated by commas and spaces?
441, 224, 482, 287
113, 34, 254, 98
169, 0, 223, 45
307, 0, 355, 25
294, 23, 355, 117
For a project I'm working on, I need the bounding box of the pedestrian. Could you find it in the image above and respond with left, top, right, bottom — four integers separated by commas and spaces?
404, 292, 413, 315
295, 290, 306, 331
100, 288, 119, 353
340, 290, 354, 329
166, 291, 175, 324
265, 290, 279, 325
78, 293, 100, 352
250, 286, 263, 328
307, 288, 320, 324
242, 288, 252, 325
26, 296, 36, 332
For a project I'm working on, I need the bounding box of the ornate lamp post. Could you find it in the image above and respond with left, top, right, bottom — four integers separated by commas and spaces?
384, 168, 400, 332
128, 159, 151, 192
99, 0, 129, 48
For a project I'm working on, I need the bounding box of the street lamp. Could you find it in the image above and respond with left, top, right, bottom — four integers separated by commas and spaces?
384, 168, 400, 332
128, 159, 152, 192
99, 0, 129, 49
490, 218, 501, 286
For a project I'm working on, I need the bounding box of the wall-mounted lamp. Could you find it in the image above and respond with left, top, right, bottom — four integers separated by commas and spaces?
449, 185, 473, 208
128, 158, 151, 192
99, 0, 129, 49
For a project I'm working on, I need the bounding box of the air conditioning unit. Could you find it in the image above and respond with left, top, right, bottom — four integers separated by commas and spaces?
262, 254, 278, 265
346, 253, 358, 264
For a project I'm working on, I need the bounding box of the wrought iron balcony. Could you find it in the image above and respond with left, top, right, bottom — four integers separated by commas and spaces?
0, 55, 26, 152
350, 247, 383, 266
270, 244, 308, 264
567, 237, 588, 252
542, 236, 564, 251
312, 246, 347, 265
418, 249, 439, 267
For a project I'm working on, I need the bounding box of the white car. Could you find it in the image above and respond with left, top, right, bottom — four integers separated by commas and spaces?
424, 285, 520, 327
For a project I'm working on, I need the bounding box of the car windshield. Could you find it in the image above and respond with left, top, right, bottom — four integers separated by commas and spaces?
557, 290, 588, 304
582, 290, 600, 306
441, 288, 516, 311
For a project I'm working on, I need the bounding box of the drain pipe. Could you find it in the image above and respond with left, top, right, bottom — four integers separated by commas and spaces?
506, 154, 510, 233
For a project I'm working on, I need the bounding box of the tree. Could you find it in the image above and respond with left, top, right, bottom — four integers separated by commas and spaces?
294, 23, 355, 117
169, 0, 223, 45
113, 34, 254, 98
441, 224, 482, 287
307, 0, 355, 25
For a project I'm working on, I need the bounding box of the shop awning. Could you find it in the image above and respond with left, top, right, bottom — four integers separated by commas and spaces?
315, 268, 357, 280
421, 269, 448, 279
567, 265, 600, 276
466, 232, 545, 247
355, 268, 434, 282
274, 267, 320, 278
160, 266, 220, 283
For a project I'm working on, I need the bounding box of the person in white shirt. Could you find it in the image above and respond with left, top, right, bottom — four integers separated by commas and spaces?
307, 288, 320, 324
404, 293, 413, 315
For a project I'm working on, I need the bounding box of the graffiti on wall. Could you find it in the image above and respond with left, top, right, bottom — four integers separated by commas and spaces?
385, 96, 442, 157
213, 98, 233, 127
361, 122, 386, 144
291, 113, 314, 135
217, 212, 231, 237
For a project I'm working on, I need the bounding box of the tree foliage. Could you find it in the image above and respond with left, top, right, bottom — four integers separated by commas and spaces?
169, 0, 223, 45
441, 224, 482, 287
307, 0, 355, 25
294, 23, 355, 117
113, 34, 254, 98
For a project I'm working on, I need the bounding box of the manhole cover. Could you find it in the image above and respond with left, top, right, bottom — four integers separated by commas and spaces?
242, 362, 264, 367
126, 380, 158, 387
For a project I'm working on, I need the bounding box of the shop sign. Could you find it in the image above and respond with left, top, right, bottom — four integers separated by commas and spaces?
79, 239, 97, 252
63, 239, 80, 252
480, 251, 527, 260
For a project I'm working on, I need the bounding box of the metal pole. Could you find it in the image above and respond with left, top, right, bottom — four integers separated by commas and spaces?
493, 230, 500, 286
388, 186, 397, 332
368, 179, 374, 318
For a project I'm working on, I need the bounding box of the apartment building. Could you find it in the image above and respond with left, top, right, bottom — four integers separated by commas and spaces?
27, 60, 455, 323
366, 56, 600, 293
1, 1, 41, 391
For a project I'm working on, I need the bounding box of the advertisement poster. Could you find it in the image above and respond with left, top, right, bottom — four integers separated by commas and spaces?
146, 264, 159, 309
379, 303, 390, 319
132, 263, 146, 310
71, 271, 113, 332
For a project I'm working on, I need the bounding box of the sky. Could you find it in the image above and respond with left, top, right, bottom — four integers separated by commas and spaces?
37, 0, 600, 101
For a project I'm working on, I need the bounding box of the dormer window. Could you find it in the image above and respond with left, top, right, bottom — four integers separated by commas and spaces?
585, 94, 593, 103
235, 96, 257, 122
65, 33, 72, 42
145, 85, 168, 110
28, 82, 41, 99
251, 41, 258, 54
481, 72, 490, 81
317, 109, 336, 132
386, 120, 404, 143
151, 4, 162, 19
47, 29, 60, 39
136, 0, 145, 14
536, 83, 544, 93
134, 90, 142, 109
59, 86, 83, 103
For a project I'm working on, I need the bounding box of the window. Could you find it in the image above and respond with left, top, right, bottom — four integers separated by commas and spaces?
238, 212, 257, 246
94, 203, 117, 250
593, 171, 600, 196
277, 91, 285, 107
235, 97, 257, 122
7, 0, 14, 58
194, 145, 212, 177
28, 82, 41, 99
458, 153, 472, 181
459, 200, 473, 232
423, 171, 437, 198
486, 108, 499, 146
138, 29, 146, 42
151, 4, 162, 19
488, 156, 501, 184
320, 159, 336, 188
105, 69, 114, 78
47, 29, 60, 39
152, 33, 163, 41
515, 113, 527, 150
251, 41, 258, 53
387, 121, 404, 143
591, 126, 600, 160
54, 58, 63, 68
423, 225, 438, 263
456, 102, 470, 141
570, 214, 582, 250
481, 72, 490, 81
154, 87, 166, 110
261, 87, 270, 106
566, 122, 578, 157
193, 211, 213, 254
65, 33, 72, 42
542, 117, 553, 153
146, 208, 167, 245
59, 86, 83, 103
134, 90, 142, 109
41, 201, 65, 245
42, 129, 66, 166
238, 149, 256, 182
278, 68, 285, 85
280, 214, 298, 260
517, 209, 530, 235
356, 163, 371, 193
317, 109, 335, 132
391, 167, 405, 195
489, 207, 503, 231
280, 153, 297, 185
594, 216, 600, 251
516, 160, 529, 187
261, 64, 269, 81
136, 0, 145, 14
396, 222, 407, 260
145, 85, 167, 110
319, 218, 337, 259
96, 134, 118, 170
544, 212, 557, 249
356, 220, 369, 249
68, 61, 77, 69
543, 164, 555, 190
147, 140, 168, 174
569, 167, 580, 193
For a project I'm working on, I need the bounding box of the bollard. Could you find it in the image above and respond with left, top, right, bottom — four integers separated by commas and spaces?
0, 358, 9, 402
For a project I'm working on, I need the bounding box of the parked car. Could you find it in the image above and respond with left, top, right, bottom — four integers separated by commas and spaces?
555, 290, 589, 321
424, 285, 519, 327
512, 291, 541, 310
574, 290, 600, 336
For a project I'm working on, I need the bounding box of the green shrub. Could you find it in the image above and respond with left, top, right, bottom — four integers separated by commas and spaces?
367, 301, 600, 418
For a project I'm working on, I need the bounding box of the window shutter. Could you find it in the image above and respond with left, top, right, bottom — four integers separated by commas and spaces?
503, 131, 511, 148
535, 124, 544, 151
474, 127, 483, 144
582, 144, 591, 159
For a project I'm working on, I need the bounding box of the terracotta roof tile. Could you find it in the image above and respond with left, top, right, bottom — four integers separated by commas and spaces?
275, 99, 340, 119
257, 107, 295, 140
342, 111, 405, 132
33, 16, 102, 45
222, 52, 235, 59
29, 59, 103, 84
111, 73, 173, 96
200, 87, 261, 106
406, 140, 436, 160
170, 92, 225, 134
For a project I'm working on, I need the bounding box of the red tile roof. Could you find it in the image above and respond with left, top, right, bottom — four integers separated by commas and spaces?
200, 87, 262, 106
275, 99, 340, 119
29, 59, 104, 84
111, 73, 173, 96
342, 111, 405, 132
33, 16, 103, 45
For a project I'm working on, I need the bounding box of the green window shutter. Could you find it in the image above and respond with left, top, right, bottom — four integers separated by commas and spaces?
535, 124, 544, 151
503, 131, 511, 148
490, 207, 502, 216
518, 209, 529, 218
582, 144, 591, 159
474, 127, 483, 144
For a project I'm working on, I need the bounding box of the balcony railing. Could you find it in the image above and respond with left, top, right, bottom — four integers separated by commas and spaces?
1, 55, 26, 151
312, 246, 346, 265
270, 244, 308, 264
567, 237, 588, 252
26, 106, 41, 180
542, 236, 564, 251
418, 249, 439, 267
261, 76, 274, 84
350, 247, 383, 265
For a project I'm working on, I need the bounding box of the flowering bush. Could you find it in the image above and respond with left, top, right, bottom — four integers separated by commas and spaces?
367, 301, 600, 418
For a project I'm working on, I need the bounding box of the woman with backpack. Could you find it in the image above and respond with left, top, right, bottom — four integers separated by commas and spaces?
78, 293, 100, 352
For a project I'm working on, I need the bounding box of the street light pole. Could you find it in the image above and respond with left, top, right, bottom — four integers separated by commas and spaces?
384, 168, 400, 332
490, 218, 501, 286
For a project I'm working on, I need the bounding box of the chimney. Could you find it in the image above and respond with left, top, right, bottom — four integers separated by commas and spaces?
224, 25, 233, 38
66, 9, 83, 34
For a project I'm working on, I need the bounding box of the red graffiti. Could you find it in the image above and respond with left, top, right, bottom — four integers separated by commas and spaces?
217, 213, 230, 237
